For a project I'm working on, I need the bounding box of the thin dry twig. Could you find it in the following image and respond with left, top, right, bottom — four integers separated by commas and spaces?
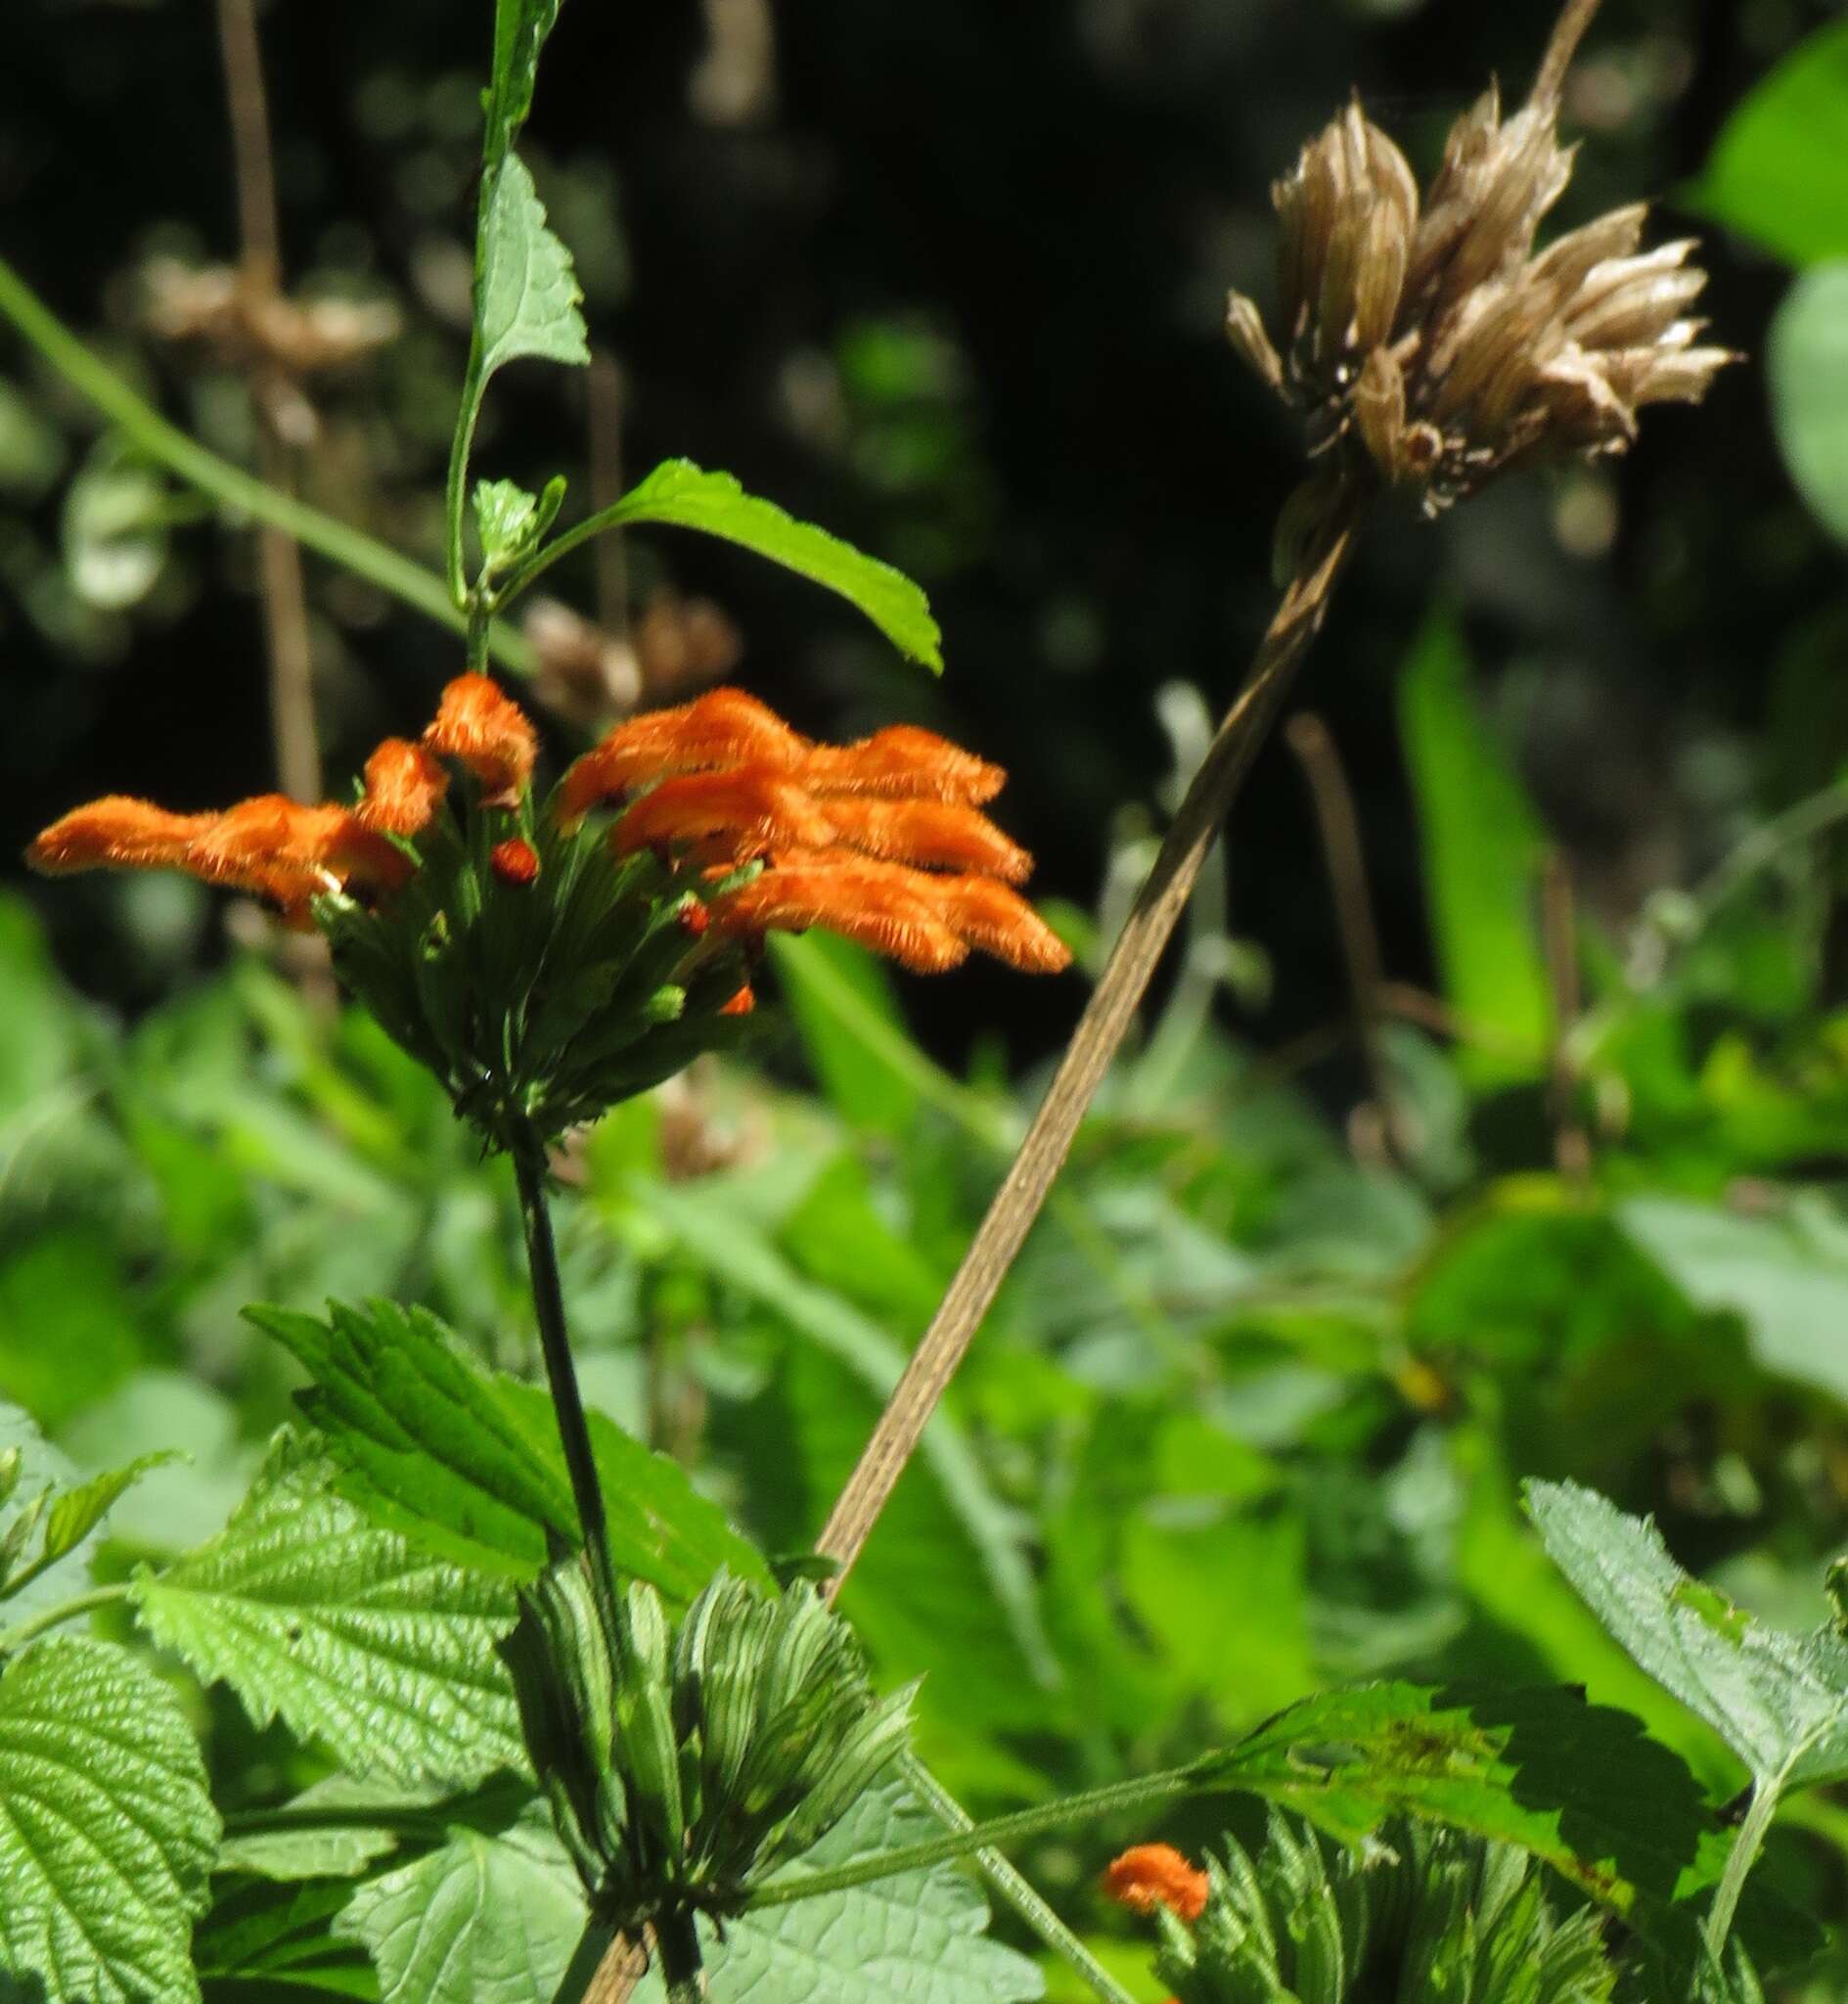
1285, 711, 1396, 1153
814, 484, 1368, 1589
214, 0, 321, 804
1532, 0, 1605, 111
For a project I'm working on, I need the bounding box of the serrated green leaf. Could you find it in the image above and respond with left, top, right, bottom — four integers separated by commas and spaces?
606, 459, 943, 672
1527, 1480, 1848, 1792
1769, 263, 1848, 545
633, 1779, 1044, 2003
333, 1808, 586, 2004
1689, 21, 1848, 266
216, 1775, 418, 1883
0, 1636, 218, 2004
477, 154, 589, 383
1398, 609, 1551, 1075
197, 1878, 379, 2001
129, 1435, 522, 1788
483, 0, 564, 175
1202, 1677, 1711, 1925
247, 1298, 766, 1598
40, 1451, 179, 1572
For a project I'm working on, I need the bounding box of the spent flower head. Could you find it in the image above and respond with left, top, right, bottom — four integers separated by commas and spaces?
1225, 2, 1734, 520
502, 1552, 915, 1938
28, 675, 1067, 1151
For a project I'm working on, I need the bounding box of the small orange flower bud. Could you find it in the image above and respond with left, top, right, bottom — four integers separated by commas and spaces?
1102, 1845, 1209, 1923
718, 982, 755, 1016
815, 796, 1033, 884
424, 673, 538, 806
26, 797, 215, 875
357, 739, 449, 837
611, 771, 837, 860
678, 898, 712, 936
560, 688, 810, 822
490, 837, 541, 887
799, 725, 1007, 806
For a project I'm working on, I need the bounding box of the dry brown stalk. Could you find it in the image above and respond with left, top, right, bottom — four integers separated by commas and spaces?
814, 487, 1366, 1588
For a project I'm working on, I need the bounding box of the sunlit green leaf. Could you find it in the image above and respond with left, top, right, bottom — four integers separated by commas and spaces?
477, 154, 589, 384
607, 459, 943, 671
1769, 263, 1848, 543
197, 1878, 379, 2001
0, 1637, 218, 2004
483, 0, 565, 175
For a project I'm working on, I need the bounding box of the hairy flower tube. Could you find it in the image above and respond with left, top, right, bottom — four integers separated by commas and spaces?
1139, 1811, 1617, 2004
501, 1552, 915, 1960
1225, 79, 1735, 517
27, 676, 1066, 1148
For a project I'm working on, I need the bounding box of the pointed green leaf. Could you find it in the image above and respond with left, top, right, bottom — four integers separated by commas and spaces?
477, 154, 589, 383
0, 1637, 218, 2004
334, 1809, 586, 2004
40, 1452, 180, 1571
129, 1436, 522, 1788
1528, 1479, 1848, 1792
483, 0, 565, 175
605, 459, 943, 671
196, 1878, 379, 2001
247, 1298, 766, 1598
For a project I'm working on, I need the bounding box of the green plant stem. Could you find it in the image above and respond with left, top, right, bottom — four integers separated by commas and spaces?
0, 253, 535, 676
902, 1754, 1138, 2004
0, 1581, 130, 1656
446, 344, 488, 606
220, 1801, 449, 1841
744, 1762, 1196, 1912
496, 496, 641, 607
513, 1143, 612, 1593
1704, 1773, 1784, 1962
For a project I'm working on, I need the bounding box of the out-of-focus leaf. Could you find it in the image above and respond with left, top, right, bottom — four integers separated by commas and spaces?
0, 377, 65, 501
129, 1435, 522, 1787
61, 1372, 253, 1554
606, 459, 944, 671
0, 1227, 146, 1428
1398, 610, 1551, 1075
248, 1297, 764, 1595
0, 1637, 218, 2004
1769, 262, 1848, 542
771, 933, 927, 1136
1690, 22, 1848, 265
333, 1809, 585, 2004
63, 451, 168, 609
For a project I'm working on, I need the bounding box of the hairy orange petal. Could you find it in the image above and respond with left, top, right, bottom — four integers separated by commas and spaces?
560, 688, 810, 820
1102, 1845, 1209, 1923
799, 725, 1006, 805
920, 874, 1071, 973
423, 673, 537, 804
612, 771, 836, 858
357, 739, 449, 837
489, 837, 541, 887
710, 863, 969, 974
26, 797, 216, 875
812, 796, 1032, 883
718, 982, 756, 1016
183, 797, 410, 900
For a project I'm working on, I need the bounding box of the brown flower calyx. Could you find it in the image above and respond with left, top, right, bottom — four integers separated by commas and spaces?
1225, 27, 1735, 515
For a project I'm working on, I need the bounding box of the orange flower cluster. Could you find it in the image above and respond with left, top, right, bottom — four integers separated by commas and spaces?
563, 688, 1070, 977
25, 670, 540, 924
1102, 1844, 1210, 1923
28, 674, 1067, 984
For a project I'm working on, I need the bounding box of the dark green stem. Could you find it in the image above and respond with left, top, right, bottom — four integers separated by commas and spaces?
0, 1581, 130, 1657
653, 1908, 705, 2001
513, 1143, 611, 1592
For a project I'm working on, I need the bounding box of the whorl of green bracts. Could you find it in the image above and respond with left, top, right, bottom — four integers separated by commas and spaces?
500, 1552, 916, 1935
1155, 1811, 1617, 2004
315, 803, 753, 1151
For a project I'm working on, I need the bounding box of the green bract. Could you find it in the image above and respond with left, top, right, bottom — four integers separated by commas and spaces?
316, 800, 754, 1151
502, 1553, 916, 1945
1157, 1812, 1616, 2004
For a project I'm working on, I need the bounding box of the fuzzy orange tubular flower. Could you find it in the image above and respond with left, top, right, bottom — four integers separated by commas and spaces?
611, 771, 839, 861
811, 795, 1033, 884
710, 864, 971, 975
424, 672, 537, 805
357, 738, 449, 837
1102, 1845, 1209, 1924
799, 724, 1006, 805
560, 688, 810, 821
26, 797, 216, 875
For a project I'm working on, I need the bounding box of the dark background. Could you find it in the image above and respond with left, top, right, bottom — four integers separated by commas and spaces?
2, 0, 1838, 1070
